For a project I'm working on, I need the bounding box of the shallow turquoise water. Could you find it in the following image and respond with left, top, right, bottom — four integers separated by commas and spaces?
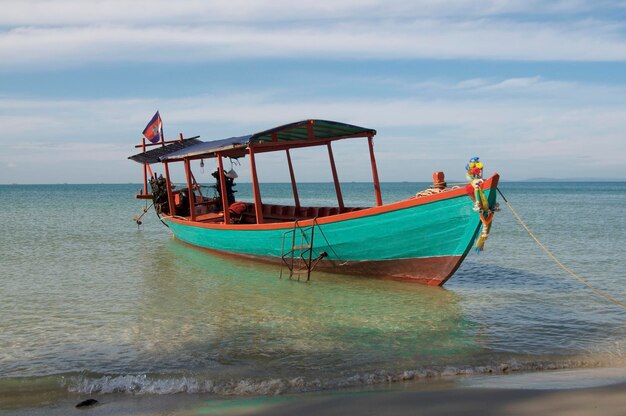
0, 182, 625, 397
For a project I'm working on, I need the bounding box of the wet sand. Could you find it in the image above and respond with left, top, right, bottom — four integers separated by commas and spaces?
247, 381, 626, 416
3, 368, 626, 416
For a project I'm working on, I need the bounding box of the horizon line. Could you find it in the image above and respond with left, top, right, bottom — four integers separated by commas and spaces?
3, 179, 626, 186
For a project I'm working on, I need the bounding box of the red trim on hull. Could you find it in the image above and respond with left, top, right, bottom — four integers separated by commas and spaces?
174, 239, 463, 286
314, 256, 464, 286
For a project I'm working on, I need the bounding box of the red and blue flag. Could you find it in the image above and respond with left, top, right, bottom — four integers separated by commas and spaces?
142, 111, 163, 143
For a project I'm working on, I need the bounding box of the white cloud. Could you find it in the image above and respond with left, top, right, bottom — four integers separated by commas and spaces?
2, 7, 626, 68
3, 2, 624, 183
1, 77, 625, 183
0, 0, 612, 26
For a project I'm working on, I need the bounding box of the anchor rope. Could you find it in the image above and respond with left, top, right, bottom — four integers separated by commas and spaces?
133, 202, 154, 226
496, 187, 626, 309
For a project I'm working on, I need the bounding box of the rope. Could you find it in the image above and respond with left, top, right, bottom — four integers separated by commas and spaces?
133, 202, 154, 228
414, 185, 460, 198
496, 188, 626, 308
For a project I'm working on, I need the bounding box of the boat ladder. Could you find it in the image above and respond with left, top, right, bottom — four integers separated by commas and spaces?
280, 219, 327, 281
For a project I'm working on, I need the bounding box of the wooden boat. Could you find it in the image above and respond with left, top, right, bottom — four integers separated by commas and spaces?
129, 119, 499, 286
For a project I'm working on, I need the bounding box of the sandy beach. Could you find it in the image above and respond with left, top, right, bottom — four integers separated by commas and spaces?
3, 368, 626, 416
250, 381, 626, 416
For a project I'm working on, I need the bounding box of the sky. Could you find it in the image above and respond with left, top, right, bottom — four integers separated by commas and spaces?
1, 0, 626, 184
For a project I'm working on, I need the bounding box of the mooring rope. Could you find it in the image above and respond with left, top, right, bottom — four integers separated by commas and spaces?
496, 187, 626, 309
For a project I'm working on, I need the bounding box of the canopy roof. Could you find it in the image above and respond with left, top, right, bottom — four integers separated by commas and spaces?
161, 135, 252, 161
128, 137, 202, 164
160, 119, 376, 162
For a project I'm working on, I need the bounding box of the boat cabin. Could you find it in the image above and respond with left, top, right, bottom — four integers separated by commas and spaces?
129, 119, 383, 225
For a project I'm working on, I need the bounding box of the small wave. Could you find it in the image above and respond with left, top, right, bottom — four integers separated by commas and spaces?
63, 358, 617, 396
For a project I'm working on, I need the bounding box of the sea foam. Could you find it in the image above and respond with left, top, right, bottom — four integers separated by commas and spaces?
64, 358, 611, 396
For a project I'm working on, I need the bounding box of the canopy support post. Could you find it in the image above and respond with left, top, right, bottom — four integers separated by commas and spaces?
163, 161, 175, 216
368, 135, 383, 206
249, 146, 264, 224
142, 138, 149, 195
217, 154, 231, 224
184, 158, 196, 221
327, 142, 344, 212
286, 149, 300, 209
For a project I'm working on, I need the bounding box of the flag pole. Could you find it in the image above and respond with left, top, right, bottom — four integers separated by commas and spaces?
142, 137, 148, 195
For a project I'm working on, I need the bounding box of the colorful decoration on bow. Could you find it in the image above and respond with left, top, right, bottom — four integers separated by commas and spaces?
463, 157, 497, 252
473, 178, 493, 251
465, 156, 484, 181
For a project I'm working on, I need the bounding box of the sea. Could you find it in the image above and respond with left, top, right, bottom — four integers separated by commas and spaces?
1, 182, 625, 409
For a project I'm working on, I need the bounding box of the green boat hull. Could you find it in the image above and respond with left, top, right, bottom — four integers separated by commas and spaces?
163, 180, 498, 286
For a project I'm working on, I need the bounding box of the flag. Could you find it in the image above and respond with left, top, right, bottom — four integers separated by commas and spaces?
142, 111, 163, 143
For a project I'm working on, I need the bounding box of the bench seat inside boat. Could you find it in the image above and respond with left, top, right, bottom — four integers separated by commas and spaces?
238, 203, 366, 223
194, 212, 224, 222
193, 203, 366, 224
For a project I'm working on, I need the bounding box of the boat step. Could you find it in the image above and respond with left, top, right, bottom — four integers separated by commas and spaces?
280, 219, 320, 281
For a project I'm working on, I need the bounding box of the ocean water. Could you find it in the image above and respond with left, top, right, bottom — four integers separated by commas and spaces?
0, 182, 625, 404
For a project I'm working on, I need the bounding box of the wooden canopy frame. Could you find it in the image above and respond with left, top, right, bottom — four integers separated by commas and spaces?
131, 119, 383, 225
